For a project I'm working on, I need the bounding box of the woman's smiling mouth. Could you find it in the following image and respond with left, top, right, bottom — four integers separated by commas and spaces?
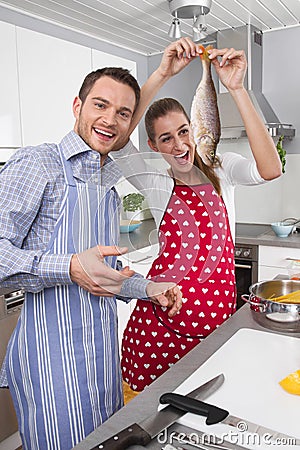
174, 150, 189, 165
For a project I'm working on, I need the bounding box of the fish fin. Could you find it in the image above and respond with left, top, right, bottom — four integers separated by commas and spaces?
199, 44, 214, 61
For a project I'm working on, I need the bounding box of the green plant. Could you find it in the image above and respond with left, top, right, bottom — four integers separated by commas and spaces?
276, 135, 286, 174
122, 193, 145, 212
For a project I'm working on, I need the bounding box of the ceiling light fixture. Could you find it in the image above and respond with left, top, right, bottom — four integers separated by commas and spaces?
192, 6, 207, 31
167, 0, 212, 41
168, 10, 182, 38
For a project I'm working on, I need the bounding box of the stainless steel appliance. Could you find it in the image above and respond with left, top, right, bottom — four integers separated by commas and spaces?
216, 25, 295, 140
235, 244, 258, 309
234, 223, 270, 309
0, 288, 24, 442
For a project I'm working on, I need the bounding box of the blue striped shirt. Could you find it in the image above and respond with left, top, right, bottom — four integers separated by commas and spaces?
0, 130, 149, 299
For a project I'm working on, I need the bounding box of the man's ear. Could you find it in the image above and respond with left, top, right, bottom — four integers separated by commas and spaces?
147, 138, 158, 153
73, 96, 82, 119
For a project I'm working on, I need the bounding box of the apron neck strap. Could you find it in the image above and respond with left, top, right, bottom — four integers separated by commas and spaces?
58, 144, 76, 187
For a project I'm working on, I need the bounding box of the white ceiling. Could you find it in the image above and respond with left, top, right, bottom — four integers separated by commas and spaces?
0, 0, 299, 55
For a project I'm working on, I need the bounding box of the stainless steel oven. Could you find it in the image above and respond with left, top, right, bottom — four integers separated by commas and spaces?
0, 288, 24, 442
234, 223, 271, 310
234, 244, 258, 310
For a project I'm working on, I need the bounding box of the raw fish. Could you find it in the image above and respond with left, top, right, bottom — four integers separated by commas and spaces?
190, 45, 221, 165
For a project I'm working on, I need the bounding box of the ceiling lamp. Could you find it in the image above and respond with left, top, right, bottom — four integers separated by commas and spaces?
168, 11, 182, 38
167, 0, 211, 41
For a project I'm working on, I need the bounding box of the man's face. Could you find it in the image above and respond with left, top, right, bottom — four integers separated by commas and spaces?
73, 76, 136, 157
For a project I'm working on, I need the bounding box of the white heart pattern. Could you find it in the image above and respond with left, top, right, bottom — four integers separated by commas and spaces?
121, 183, 236, 390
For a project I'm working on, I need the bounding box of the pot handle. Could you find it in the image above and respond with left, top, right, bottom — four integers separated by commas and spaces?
241, 294, 267, 312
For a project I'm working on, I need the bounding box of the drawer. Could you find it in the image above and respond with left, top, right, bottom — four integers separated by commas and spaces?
259, 245, 300, 268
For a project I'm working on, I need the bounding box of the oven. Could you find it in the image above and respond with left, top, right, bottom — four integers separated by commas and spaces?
0, 288, 24, 443
234, 244, 258, 309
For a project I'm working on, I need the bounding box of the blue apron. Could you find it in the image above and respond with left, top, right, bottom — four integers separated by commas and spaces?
5, 145, 123, 449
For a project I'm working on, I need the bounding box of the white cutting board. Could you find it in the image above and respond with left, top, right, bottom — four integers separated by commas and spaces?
170, 328, 300, 449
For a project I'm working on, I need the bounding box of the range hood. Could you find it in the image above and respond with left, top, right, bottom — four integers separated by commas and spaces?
216, 25, 295, 140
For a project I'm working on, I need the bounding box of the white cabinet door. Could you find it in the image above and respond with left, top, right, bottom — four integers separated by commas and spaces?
92, 49, 139, 148
117, 245, 158, 349
16, 28, 92, 146
258, 265, 286, 282
258, 245, 300, 281
0, 22, 22, 148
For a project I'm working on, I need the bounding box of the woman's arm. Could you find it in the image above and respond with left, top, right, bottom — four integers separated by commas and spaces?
209, 48, 282, 181
129, 37, 202, 134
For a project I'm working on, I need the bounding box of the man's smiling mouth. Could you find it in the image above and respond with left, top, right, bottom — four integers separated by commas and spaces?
94, 127, 115, 139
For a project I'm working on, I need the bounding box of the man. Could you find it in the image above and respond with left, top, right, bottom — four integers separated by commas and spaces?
0, 38, 200, 450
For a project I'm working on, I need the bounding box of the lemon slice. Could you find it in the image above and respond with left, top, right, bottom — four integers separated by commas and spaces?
279, 370, 300, 395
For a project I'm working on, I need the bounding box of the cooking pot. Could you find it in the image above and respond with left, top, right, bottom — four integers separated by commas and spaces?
242, 280, 300, 333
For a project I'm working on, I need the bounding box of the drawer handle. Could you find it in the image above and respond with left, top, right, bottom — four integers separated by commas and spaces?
235, 263, 252, 269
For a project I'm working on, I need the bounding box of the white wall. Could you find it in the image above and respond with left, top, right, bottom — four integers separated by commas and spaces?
261, 26, 300, 222
233, 26, 300, 224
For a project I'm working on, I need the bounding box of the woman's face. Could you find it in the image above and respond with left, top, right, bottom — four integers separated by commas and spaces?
148, 111, 195, 176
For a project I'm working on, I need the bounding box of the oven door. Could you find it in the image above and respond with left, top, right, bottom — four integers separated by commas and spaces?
235, 259, 258, 309
0, 289, 24, 442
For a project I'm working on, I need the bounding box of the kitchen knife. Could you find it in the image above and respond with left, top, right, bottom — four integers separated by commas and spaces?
90, 374, 225, 450
160, 393, 300, 445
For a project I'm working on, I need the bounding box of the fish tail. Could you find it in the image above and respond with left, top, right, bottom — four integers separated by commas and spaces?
199, 44, 213, 62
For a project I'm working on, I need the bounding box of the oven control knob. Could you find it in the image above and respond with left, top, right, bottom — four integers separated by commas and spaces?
235, 249, 242, 257
243, 249, 251, 258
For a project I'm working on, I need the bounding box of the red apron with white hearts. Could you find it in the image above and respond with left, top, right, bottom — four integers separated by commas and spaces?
121, 183, 236, 391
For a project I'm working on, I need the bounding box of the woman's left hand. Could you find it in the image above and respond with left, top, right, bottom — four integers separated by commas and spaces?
208, 47, 247, 91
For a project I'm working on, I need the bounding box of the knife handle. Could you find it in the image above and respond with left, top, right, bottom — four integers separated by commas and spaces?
160, 393, 229, 426
90, 423, 151, 450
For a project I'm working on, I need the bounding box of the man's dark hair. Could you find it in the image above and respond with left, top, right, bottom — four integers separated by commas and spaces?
78, 67, 140, 112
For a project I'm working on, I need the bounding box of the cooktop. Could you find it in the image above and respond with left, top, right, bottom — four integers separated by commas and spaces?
235, 222, 270, 238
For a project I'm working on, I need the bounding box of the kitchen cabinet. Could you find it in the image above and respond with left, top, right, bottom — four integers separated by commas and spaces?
16, 27, 92, 146
0, 20, 142, 152
258, 245, 300, 281
117, 245, 158, 348
0, 22, 22, 148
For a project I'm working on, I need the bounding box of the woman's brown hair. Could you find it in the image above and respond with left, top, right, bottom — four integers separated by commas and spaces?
144, 98, 221, 195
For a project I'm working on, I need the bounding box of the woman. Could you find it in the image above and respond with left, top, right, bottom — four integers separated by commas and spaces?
115, 47, 282, 392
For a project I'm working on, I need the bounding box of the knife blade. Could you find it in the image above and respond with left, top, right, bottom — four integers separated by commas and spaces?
90, 374, 225, 450
160, 393, 300, 445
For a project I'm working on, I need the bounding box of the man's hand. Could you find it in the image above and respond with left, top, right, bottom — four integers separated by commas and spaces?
146, 281, 182, 318
70, 245, 135, 296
